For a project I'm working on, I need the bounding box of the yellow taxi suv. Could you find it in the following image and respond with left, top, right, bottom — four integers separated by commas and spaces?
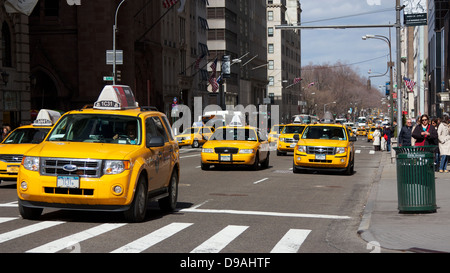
268, 124, 285, 144
277, 124, 306, 156
201, 126, 269, 170
17, 85, 180, 222
293, 124, 356, 175
0, 109, 60, 184
175, 126, 214, 148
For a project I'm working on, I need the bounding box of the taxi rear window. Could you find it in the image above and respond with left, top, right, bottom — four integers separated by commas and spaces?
47, 114, 141, 145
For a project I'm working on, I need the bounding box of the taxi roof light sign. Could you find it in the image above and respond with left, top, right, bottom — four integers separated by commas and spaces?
33, 109, 61, 126
94, 85, 138, 110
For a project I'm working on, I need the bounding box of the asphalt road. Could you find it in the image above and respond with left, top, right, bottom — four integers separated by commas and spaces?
0, 138, 382, 255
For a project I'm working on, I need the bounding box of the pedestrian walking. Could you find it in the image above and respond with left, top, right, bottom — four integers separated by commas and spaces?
412, 114, 438, 146
383, 125, 393, 152
438, 116, 450, 172
398, 119, 413, 147
373, 127, 381, 151
432, 118, 441, 171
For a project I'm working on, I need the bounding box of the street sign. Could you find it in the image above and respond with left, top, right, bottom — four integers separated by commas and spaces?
103, 76, 114, 81
106, 50, 123, 65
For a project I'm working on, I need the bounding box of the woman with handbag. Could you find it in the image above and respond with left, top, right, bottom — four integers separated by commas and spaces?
412, 114, 438, 146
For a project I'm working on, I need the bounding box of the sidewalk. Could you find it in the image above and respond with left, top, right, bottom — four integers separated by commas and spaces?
358, 151, 450, 253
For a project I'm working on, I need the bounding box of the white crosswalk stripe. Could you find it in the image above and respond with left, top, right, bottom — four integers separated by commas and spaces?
0, 218, 312, 253
191, 225, 249, 253
270, 229, 311, 253
111, 222, 193, 253
26, 223, 126, 253
0, 221, 65, 244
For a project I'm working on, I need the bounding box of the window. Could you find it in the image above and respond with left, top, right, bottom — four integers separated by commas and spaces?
268, 76, 274, 86
268, 60, 274, 70
268, 44, 274, 54
146, 116, 168, 142
2, 22, 12, 67
268, 27, 274, 37
268, 11, 273, 21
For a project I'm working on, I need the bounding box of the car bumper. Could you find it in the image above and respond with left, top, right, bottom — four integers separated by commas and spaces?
277, 142, 296, 152
293, 153, 350, 170
201, 153, 256, 165
0, 162, 20, 181
17, 168, 135, 208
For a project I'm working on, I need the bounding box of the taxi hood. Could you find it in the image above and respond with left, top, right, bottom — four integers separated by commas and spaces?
0, 143, 37, 155
25, 141, 139, 160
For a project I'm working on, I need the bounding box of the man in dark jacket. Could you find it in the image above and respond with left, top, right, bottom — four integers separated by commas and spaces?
398, 119, 413, 147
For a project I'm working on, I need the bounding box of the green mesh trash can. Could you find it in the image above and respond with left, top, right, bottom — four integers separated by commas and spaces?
393, 146, 437, 213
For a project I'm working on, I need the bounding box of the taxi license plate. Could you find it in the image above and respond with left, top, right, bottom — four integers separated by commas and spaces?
220, 154, 231, 161
315, 154, 326, 160
7, 165, 19, 173
57, 176, 80, 189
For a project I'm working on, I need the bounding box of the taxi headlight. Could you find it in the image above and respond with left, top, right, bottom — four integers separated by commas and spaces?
184, 136, 191, 140
23, 156, 40, 172
297, 145, 307, 153
239, 149, 254, 154
104, 160, 130, 175
279, 138, 285, 142
336, 147, 347, 154
202, 148, 214, 153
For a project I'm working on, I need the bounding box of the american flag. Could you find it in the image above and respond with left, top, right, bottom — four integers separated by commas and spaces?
308, 82, 315, 88
194, 53, 205, 69
293, 77, 302, 84
162, 0, 178, 9
209, 58, 219, 92
403, 77, 416, 92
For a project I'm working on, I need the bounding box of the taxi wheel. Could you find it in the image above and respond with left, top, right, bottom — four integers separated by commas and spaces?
19, 201, 43, 220
251, 154, 260, 170
201, 162, 210, 170
124, 176, 148, 222
159, 171, 178, 212
345, 158, 354, 175
192, 140, 199, 148
261, 152, 270, 169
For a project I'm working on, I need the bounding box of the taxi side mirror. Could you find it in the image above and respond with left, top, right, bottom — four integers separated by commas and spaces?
146, 135, 165, 148
349, 136, 357, 142
293, 134, 299, 141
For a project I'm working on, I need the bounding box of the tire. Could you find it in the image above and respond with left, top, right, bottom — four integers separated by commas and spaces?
261, 152, 270, 169
192, 140, 199, 148
19, 200, 43, 220
251, 154, 260, 170
159, 171, 178, 212
201, 162, 210, 170
124, 176, 148, 222
276, 150, 285, 156
345, 158, 354, 175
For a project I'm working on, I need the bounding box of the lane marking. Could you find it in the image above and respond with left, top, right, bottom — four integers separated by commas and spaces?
0, 201, 18, 207
180, 154, 201, 159
253, 178, 269, 184
26, 223, 126, 253
270, 229, 312, 253
180, 207, 351, 220
0, 217, 18, 224
191, 225, 249, 253
111, 222, 193, 253
0, 221, 65, 244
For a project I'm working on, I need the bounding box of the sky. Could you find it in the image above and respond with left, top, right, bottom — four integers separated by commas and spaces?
300, 0, 399, 94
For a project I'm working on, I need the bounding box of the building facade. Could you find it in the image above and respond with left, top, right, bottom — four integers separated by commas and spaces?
0, 2, 30, 128
266, 0, 301, 123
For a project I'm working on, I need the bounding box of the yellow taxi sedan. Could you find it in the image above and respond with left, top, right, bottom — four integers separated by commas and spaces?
201, 126, 269, 170
367, 127, 376, 142
268, 124, 285, 144
293, 124, 356, 175
277, 124, 306, 156
356, 127, 367, 136
0, 109, 60, 184
175, 126, 214, 148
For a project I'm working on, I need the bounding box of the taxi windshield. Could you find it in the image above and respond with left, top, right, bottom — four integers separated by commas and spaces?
47, 114, 141, 145
2, 128, 50, 144
210, 127, 257, 141
282, 125, 305, 134
302, 126, 347, 140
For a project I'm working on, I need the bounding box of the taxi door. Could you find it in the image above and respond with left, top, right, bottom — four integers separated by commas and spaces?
145, 116, 171, 191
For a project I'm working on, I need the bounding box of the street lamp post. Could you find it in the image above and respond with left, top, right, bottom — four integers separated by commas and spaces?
362, 34, 394, 125
113, 0, 126, 85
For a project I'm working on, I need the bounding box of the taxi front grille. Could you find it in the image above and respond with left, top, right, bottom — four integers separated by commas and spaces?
214, 147, 239, 154
283, 138, 297, 143
44, 187, 94, 196
306, 146, 336, 155
40, 158, 102, 178
0, 154, 23, 163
